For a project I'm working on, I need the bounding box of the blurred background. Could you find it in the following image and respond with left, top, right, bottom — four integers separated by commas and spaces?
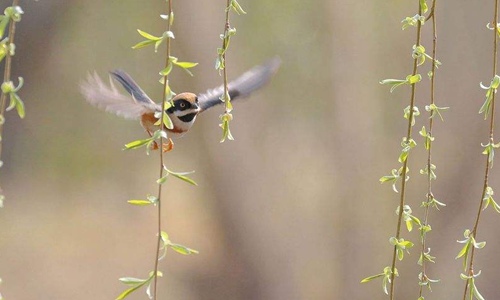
1, 1, 499, 299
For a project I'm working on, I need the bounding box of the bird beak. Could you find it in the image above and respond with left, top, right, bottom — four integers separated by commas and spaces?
193, 102, 200, 111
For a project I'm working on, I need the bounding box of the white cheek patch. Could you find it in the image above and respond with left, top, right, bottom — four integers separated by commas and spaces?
171, 115, 196, 132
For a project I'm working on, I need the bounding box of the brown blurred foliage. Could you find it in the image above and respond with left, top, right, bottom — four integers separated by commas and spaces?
1, 1, 500, 299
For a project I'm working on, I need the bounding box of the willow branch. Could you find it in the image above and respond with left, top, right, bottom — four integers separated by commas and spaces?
0, 0, 20, 166
418, 0, 438, 297
152, 1, 173, 299
462, 0, 498, 298
389, 2, 423, 299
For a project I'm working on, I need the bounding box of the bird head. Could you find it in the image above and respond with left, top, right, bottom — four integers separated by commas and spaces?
166, 92, 201, 134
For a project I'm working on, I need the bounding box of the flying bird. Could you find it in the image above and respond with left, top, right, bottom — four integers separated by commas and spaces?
81, 57, 280, 149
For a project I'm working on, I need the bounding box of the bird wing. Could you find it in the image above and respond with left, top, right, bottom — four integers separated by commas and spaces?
80, 71, 160, 120
197, 56, 281, 113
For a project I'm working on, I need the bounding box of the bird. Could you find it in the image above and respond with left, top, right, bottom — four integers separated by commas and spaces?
81, 57, 280, 150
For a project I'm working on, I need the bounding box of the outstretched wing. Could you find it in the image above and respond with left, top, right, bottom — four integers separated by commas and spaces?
197, 56, 281, 112
110, 70, 158, 106
80, 71, 160, 120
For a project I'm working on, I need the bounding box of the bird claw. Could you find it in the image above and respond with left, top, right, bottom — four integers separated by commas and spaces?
149, 138, 173, 152
162, 138, 174, 153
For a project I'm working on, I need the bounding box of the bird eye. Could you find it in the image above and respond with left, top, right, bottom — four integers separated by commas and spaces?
180, 102, 186, 108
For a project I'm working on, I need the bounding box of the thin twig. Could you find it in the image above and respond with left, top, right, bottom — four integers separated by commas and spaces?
222, 0, 231, 111
462, 0, 498, 299
418, 0, 438, 298
389, 2, 423, 299
0, 0, 20, 166
153, 0, 173, 299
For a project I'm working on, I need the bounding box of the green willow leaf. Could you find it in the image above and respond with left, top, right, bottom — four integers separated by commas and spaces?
0, 16, 9, 39
159, 62, 173, 76
169, 172, 197, 186
132, 39, 156, 50
124, 138, 151, 150
420, 0, 428, 13
231, 0, 247, 14
154, 40, 164, 52
169, 243, 199, 255
127, 200, 153, 206
173, 61, 198, 69
408, 74, 422, 84
456, 242, 470, 259
472, 280, 485, 300
5, 6, 23, 22
162, 113, 173, 129
137, 29, 161, 41
13, 94, 24, 118
157, 175, 168, 184
360, 273, 384, 283
119, 277, 147, 286
161, 231, 169, 243
115, 285, 144, 300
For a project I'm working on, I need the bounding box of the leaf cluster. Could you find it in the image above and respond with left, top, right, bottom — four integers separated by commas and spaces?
418, 271, 439, 293
161, 56, 198, 77
425, 103, 449, 121
481, 139, 500, 166
116, 271, 162, 300
380, 74, 422, 93
482, 186, 500, 213
460, 273, 485, 300
401, 14, 425, 30
134, 32, 198, 84
456, 229, 486, 271
133, 29, 174, 52
397, 205, 421, 232
479, 75, 500, 119
361, 266, 399, 295
157, 168, 197, 186
215, 0, 246, 143
159, 231, 199, 259
1, 77, 25, 119
419, 163, 436, 180
421, 193, 446, 210
0, 6, 23, 39
380, 167, 409, 193
123, 129, 169, 154
413, 45, 441, 67
219, 111, 234, 142
390, 236, 414, 261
